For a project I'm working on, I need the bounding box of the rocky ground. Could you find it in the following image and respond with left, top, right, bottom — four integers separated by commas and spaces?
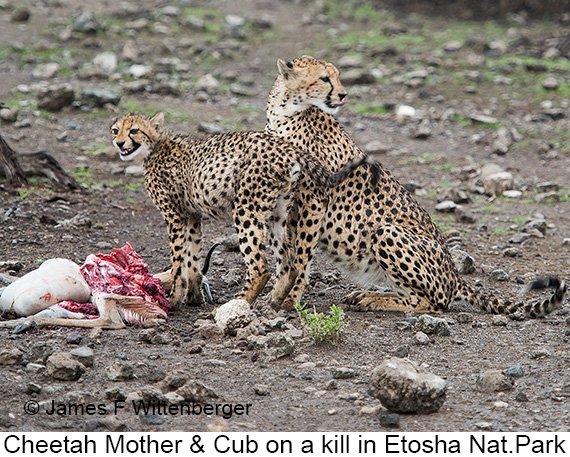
0, 0, 570, 432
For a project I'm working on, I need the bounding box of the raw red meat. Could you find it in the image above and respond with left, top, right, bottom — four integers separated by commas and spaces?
61, 243, 170, 325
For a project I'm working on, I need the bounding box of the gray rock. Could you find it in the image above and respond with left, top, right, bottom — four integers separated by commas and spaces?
198, 122, 226, 135
225, 14, 246, 28
369, 358, 447, 413
0, 107, 19, 123
414, 331, 430, 345
37, 84, 75, 111
542, 76, 560, 90
536, 182, 560, 193
176, 380, 219, 402
204, 359, 227, 367
140, 385, 166, 402
504, 365, 524, 378
128, 64, 151, 79
379, 413, 400, 428
470, 114, 499, 124
492, 127, 513, 155
77, 88, 121, 108
139, 413, 164, 425
106, 361, 134, 381
503, 247, 521, 257
195, 74, 220, 94
27, 341, 58, 363
26, 363, 46, 374
156, 370, 188, 393
475, 370, 514, 392
434, 200, 457, 213
440, 187, 470, 204
408, 120, 432, 140
476, 421, 494, 430
73, 11, 102, 34
93, 52, 118, 75
59, 213, 92, 229
263, 333, 295, 359
159, 6, 180, 16
331, 367, 355, 379
46, 352, 86, 381
508, 233, 531, 244
182, 16, 207, 31
481, 167, 514, 196
253, 384, 270, 396
491, 315, 509, 326
523, 219, 547, 234
198, 322, 224, 340
489, 269, 509, 281
66, 331, 84, 345
393, 346, 409, 358
341, 68, 376, 85
325, 379, 338, 390
105, 387, 126, 401
32, 62, 61, 79
363, 140, 389, 155
11, 8, 31, 22
444, 40, 462, 52
450, 248, 475, 274
0, 347, 24, 365
534, 191, 560, 204
415, 314, 451, 336
70, 346, 95, 367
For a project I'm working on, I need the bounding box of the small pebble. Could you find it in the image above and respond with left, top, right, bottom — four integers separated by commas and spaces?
379, 413, 400, 428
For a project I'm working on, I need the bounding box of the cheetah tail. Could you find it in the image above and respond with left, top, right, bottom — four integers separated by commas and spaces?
328, 155, 381, 187
457, 278, 566, 318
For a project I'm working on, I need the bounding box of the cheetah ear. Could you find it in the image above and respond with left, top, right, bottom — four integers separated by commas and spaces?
150, 112, 164, 130
277, 58, 294, 80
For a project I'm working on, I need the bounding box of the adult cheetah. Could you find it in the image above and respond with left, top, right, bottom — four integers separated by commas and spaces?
265, 55, 566, 317
111, 112, 377, 308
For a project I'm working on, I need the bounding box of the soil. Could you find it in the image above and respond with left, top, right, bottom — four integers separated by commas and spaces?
0, 0, 569, 432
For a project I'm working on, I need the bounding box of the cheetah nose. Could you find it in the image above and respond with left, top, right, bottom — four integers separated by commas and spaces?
339, 93, 347, 101
116, 141, 125, 149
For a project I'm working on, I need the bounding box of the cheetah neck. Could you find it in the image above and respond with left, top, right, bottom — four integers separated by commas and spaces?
265, 78, 311, 136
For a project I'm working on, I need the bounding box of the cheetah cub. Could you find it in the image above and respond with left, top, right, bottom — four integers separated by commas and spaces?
111, 112, 377, 309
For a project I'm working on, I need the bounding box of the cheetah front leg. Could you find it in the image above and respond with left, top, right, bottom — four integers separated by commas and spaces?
167, 213, 204, 308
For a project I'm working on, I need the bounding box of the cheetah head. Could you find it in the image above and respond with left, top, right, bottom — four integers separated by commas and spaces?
276, 55, 347, 115
110, 112, 164, 161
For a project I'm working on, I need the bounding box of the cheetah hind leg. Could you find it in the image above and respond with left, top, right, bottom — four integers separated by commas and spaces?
344, 290, 412, 312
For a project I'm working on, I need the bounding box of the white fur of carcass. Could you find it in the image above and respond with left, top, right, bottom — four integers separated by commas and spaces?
0, 259, 91, 316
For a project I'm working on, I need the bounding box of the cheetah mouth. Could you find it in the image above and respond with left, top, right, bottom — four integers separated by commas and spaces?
120, 144, 140, 157
326, 97, 347, 110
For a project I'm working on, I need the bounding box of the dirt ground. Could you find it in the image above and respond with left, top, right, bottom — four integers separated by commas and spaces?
0, 0, 569, 432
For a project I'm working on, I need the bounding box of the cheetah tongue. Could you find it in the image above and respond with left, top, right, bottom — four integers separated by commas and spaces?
334, 97, 348, 107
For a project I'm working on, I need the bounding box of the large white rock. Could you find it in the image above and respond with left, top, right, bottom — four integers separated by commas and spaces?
213, 299, 252, 332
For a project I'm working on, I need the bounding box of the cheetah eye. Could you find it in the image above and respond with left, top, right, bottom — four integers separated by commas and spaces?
320, 76, 331, 83
130, 128, 139, 134
111, 128, 119, 135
